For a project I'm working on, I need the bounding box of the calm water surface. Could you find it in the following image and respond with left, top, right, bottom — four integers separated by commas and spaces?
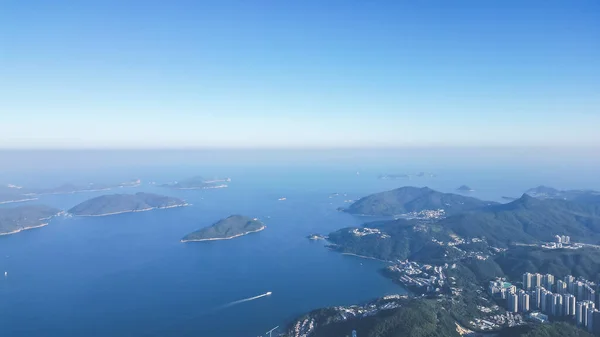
1, 165, 599, 337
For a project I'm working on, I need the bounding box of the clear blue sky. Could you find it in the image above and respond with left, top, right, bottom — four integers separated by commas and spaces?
1, 0, 598, 148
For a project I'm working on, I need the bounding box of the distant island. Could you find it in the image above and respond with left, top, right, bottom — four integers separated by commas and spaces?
0, 184, 38, 204
29, 179, 142, 195
456, 185, 474, 192
68, 192, 188, 216
0, 180, 142, 202
378, 172, 436, 180
161, 176, 230, 190
0, 205, 63, 235
342, 186, 495, 216
181, 215, 265, 242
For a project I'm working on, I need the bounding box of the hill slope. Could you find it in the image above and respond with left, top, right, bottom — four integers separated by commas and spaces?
327, 219, 459, 262
439, 194, 600, 246
343, 186, 495, 216
0, 205, 62, 235
68, 192, 187, 216
181, 215, 265, 242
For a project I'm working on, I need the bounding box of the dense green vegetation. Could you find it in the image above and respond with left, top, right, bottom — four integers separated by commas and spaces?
499, 322, 594, 337
438, 194, 600, 245
343, 186, 494, 216
0, 205, 61, 234
494, 246, 600, 282
304, 188, 600, 337
327, 219, 458, 262
337, 192, 600, 264
181, 215, 265, 241
68, 192, 187, 216
295, 299, 461, 337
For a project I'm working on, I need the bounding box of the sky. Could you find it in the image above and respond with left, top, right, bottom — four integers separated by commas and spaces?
1, 0, 599, 149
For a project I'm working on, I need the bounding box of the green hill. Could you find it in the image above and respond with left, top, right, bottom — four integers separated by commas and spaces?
285, 298, 460, 337
68, 192, 187, 216
0, 205, 61, 235
343, 186, 495, 216
494, 246, 600, 282
181, 215, 265, 242
327, 219, 458, 262
438, 194, 600, 246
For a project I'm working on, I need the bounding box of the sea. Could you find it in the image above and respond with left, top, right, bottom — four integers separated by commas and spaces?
1, 153, 599, 337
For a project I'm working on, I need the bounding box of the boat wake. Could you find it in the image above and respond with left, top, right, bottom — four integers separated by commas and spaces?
216, 292, 272, 310
143, 292, 272, 336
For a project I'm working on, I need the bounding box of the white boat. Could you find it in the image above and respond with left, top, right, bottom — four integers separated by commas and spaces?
278, 197, 286, 201
266, 291, 272, 296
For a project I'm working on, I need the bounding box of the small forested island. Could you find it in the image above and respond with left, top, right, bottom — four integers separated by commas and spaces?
456, 185, 474, 192
342, 186, 495, 216
0, 205, 62, 235
181, 215, 265, 242
161, 176, 230, 190
68, 192, 188, 216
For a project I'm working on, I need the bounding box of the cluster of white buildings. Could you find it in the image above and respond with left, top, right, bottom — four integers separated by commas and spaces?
542, 235, 583, 249
388, 260, 445, 292
490, 273, 600, 333
349, 227, 390, 239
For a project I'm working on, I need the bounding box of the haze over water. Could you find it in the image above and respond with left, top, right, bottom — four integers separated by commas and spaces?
1, 150, 600, 336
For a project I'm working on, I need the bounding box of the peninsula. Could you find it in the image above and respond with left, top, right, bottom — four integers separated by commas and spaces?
181, 215, 266, 242
68, 192, 188, 216
0, 205, 62, 235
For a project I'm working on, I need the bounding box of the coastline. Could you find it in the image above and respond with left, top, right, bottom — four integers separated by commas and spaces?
0, 222, 49, 236
71, 203, 190, 217
181, 225, 266, 242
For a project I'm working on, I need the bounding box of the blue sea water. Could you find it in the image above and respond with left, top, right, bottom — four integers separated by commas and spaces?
1, 163, 599, 337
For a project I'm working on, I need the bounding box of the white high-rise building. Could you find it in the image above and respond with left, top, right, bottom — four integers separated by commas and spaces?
588, 308, 596, 331
533, 273, 543, 288
552, 294, 563, 316
519, 292, 530, 312
577, 302, 586, 325
564, 294, 576, 316
556, 280, 567, 294
541, 290, 551, 313
534, 286, 543, 309
507, 292, 519, 313
578, 301, 595, 326
543, 274, 555, 291
523, 272, 533, 290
